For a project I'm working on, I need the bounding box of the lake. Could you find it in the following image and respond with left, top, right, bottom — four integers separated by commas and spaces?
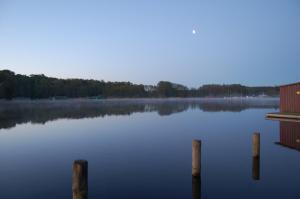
0, 98, 299, 199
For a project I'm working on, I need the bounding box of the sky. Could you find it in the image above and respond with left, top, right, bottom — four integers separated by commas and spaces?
0, 0, 299, 87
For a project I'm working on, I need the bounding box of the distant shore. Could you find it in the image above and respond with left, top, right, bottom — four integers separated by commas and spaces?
0, 70, 279, 100
0, 96, 279, 104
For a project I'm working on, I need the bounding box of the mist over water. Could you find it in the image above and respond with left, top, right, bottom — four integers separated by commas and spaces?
0, 98, 278, 129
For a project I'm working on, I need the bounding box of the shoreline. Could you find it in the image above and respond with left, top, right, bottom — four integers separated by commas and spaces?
0, 97, 279, 107
0, 96, 279, 102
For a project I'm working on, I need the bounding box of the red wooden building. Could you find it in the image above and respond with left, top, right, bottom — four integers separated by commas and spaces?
280, 82, 300, 113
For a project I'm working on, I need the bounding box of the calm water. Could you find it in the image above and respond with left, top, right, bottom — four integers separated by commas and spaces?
0, 98, 299, 199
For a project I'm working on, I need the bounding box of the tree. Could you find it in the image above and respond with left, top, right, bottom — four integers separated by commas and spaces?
0, 70, 16, 100
157, 81, 175, 97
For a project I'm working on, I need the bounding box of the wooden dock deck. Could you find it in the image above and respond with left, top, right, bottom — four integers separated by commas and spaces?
266, 112, 300, 121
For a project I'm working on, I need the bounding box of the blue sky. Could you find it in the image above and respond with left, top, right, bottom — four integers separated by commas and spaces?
0, 0, 299, 87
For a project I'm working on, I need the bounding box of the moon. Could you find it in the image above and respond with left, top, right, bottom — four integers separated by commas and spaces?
192, 29, 196, 34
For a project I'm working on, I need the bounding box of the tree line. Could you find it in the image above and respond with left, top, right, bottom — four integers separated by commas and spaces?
0, 70, 279, 100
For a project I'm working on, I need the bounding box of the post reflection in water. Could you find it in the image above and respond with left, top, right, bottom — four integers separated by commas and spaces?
192, 177, 201, 199
252, 157, 260, 180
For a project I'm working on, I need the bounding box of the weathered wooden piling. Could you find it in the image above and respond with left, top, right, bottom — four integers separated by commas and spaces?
192, 140, 201, 177
72, 160, 88, 199
252, 133, 260, 158
252, 133, 260, 180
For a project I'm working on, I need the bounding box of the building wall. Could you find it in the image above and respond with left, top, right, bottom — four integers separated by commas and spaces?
280, 83, 300, 113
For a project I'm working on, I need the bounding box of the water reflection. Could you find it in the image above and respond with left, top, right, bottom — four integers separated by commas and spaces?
252, 157, 260, 180
275, 121, 300, 151
2, 99, 300, 199
0, 98, 278, 129
192, 177, 201, 199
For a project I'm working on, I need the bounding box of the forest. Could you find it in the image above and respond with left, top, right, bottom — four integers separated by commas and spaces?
0, 70, 279, 100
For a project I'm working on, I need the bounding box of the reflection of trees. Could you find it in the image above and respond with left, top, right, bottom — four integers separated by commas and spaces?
0, 98, 279, 129
199, 99, 279, 112
0, 102, 146, 129
155, 103, 190, 116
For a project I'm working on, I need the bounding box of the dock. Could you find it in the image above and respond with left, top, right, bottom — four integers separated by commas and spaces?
266, 112, 300, 121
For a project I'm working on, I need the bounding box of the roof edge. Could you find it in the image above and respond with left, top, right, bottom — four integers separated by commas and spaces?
280, 82, 300, 87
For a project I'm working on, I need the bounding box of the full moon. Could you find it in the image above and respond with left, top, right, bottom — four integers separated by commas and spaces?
192, 29, 196, 34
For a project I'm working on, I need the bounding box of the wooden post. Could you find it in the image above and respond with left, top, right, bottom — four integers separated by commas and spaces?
192, 140, 201, 177
252, 133, 260, 158
72, 160, 88, 199
252, 133, 260, 180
